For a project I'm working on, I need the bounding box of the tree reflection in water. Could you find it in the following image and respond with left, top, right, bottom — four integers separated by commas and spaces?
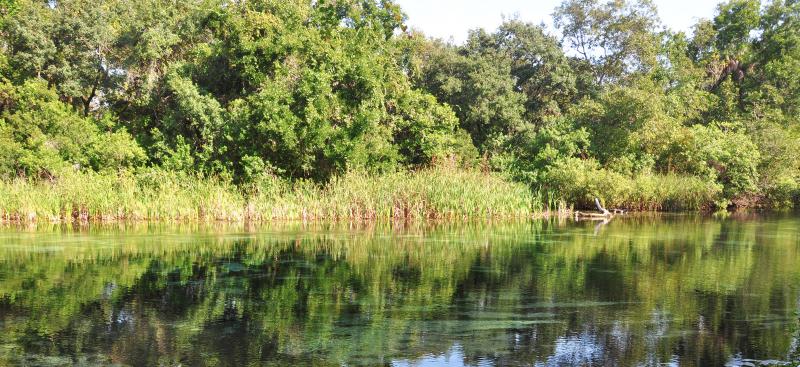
0, 215, 798, 366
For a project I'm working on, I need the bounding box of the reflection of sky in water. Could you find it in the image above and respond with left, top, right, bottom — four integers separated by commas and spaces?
391, 333, 606, 366
534, 332, 604, 367
393, 344, 493, 367
725, 354, 794, 367
392, 334, 795, 366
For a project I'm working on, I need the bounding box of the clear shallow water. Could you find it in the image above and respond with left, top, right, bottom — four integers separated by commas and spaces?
0, 215, 798, 366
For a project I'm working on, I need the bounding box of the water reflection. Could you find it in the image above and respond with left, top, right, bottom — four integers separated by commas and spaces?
0, 216, 798, 366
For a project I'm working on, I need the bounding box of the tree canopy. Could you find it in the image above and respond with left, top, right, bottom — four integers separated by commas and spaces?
1, 0, 799, 209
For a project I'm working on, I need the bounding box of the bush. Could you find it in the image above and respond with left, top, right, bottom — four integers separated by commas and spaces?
762, 175, 800, 209
0, 80, 145, 178
543, 158, 722, 211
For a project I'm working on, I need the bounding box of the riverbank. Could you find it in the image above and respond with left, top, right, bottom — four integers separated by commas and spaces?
0, 167, 562, 222
2, 166, 792, 223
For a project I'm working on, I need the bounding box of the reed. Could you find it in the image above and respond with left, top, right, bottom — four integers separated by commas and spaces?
0, 167, 546, 222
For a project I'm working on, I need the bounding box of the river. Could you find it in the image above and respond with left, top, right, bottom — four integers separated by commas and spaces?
0, 215, 798, 366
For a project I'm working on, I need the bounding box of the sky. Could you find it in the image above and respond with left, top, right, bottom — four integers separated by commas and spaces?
395, 0, 721, 44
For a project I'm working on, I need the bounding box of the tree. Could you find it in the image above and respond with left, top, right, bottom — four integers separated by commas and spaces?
750, 0, 800, 121
414, 20, 580, 157
713, 0, 760, 57
0, 79, 144, 177
0, 0, 15, 31
2, 0, 119, 115
414, 38, 526, 154
199, 0, 471, 180
488, 19, 578, 122
553, 0, 662, 85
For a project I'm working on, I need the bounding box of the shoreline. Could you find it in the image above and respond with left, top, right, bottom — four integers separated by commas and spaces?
3, 167, 791, 224
0, 168, 552, 224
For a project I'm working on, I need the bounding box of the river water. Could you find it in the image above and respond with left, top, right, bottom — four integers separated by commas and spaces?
0, 215, 798, 366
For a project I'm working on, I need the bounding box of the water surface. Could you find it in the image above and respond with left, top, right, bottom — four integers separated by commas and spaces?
0, 215, 799, 366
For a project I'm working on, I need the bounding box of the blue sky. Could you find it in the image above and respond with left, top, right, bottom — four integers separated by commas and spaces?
395, 0, 721, 43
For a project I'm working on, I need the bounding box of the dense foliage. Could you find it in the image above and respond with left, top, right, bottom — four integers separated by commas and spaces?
1, 0, 799, 211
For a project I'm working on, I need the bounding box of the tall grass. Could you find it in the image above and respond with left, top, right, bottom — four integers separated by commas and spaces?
0, 167, 546, 222
0, 169, 246, 222
246, 167, 551, 220
1, 161, 730, 224
543, 159, 723, 211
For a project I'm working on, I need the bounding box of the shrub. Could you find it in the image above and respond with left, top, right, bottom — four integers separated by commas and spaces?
543, 158, 722, 211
